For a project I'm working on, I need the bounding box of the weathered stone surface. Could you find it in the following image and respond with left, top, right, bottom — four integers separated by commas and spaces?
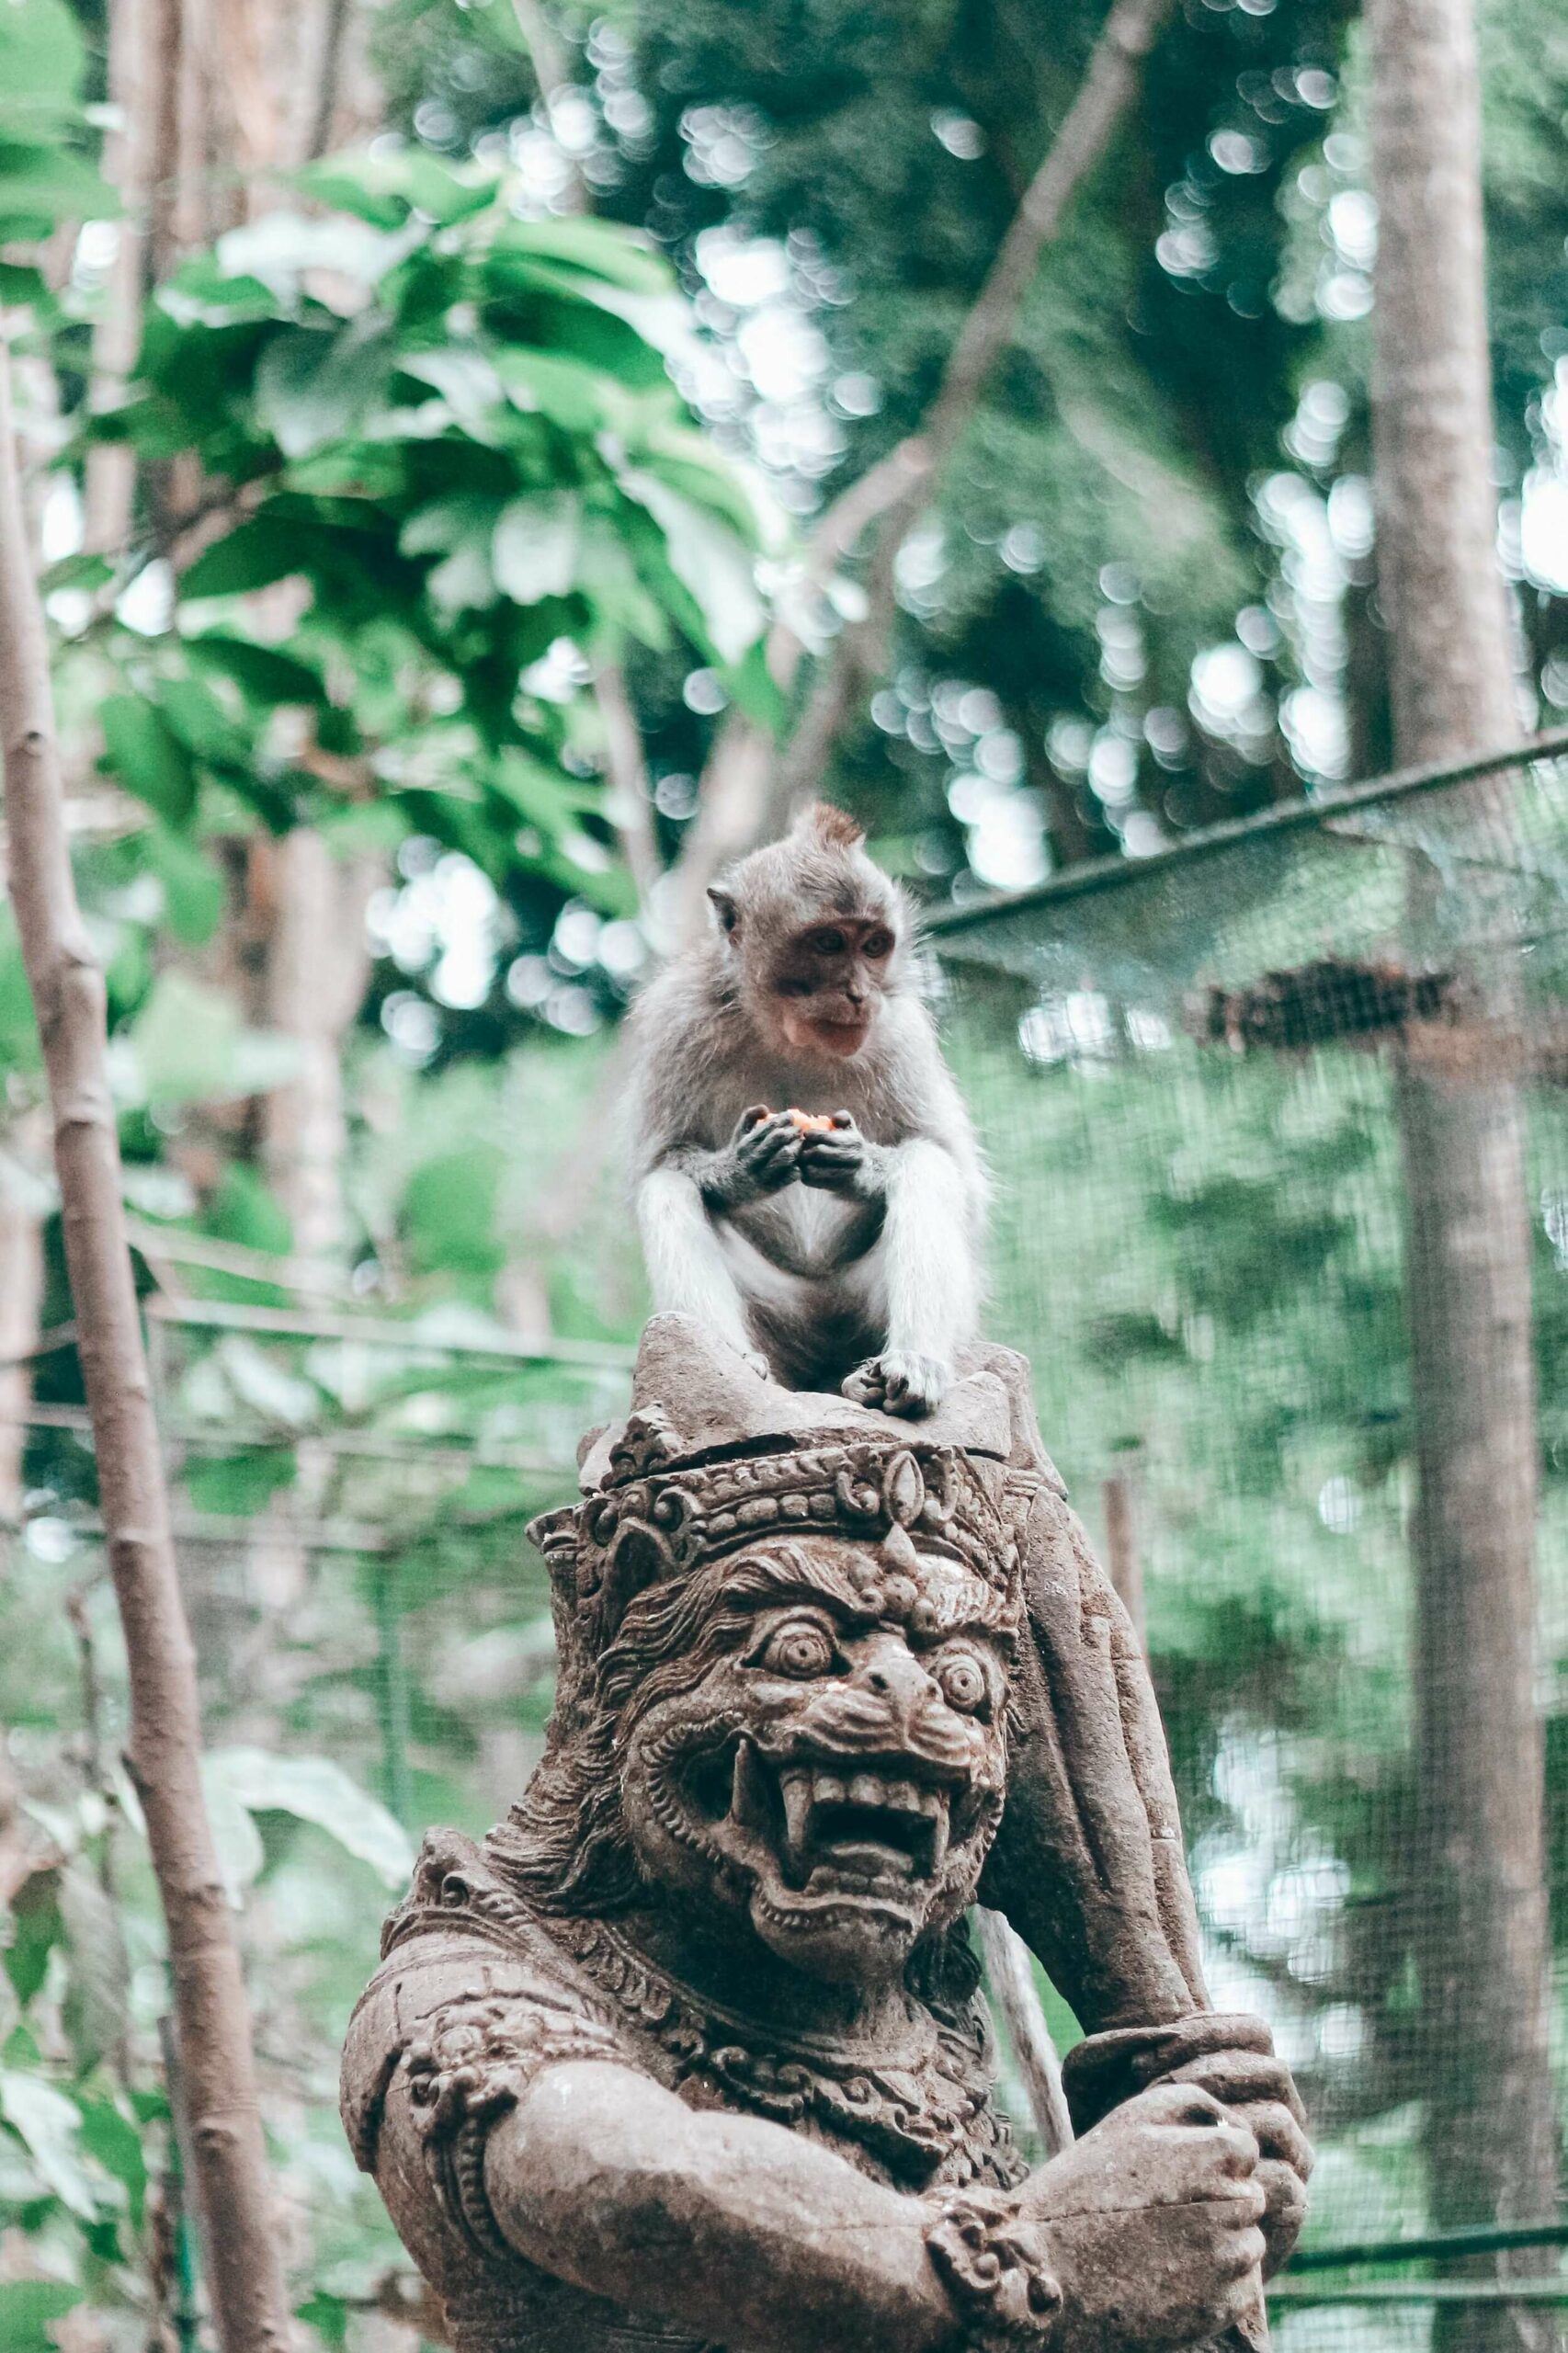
344, 1321, 1309, 2352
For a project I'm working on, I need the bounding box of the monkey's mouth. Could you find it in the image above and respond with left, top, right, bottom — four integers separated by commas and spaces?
790, 1013, 870, 1058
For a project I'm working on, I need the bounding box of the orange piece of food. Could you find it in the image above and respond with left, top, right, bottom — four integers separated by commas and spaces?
786, 1108, 837, 1134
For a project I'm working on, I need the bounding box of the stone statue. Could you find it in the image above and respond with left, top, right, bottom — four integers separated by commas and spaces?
342, 1317, 1310, 2352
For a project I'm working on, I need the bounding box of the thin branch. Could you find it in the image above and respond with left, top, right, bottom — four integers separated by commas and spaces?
511, 0, 587, 213
975, 1904, 1074, 2158
669, 441, 933, 948
595, 659, 665, 931
84, 0, 152, 559
305, 0, 355, 162
0, 324, 292, 2353
768, 0, 1176, 824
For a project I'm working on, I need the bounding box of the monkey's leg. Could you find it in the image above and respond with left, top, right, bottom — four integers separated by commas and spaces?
845, 1140, 978, 1416
635, 1168, 769, 1376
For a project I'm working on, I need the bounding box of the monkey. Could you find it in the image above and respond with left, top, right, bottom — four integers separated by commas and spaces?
627, 801, 985, 1417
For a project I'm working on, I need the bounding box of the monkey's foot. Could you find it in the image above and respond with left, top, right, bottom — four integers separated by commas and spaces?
842, 1351, 950, 1418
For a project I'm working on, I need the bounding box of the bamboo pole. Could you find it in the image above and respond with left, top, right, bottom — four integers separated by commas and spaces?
0, 326, 292, 2353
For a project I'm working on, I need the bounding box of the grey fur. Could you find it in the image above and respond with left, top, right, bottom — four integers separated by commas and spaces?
627, 808, 986, 1415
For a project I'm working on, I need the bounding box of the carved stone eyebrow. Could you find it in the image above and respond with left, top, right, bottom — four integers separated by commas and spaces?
722, 1545, 1006, 1647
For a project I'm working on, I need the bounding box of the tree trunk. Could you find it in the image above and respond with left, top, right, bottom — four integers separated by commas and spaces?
0, 1108, 48, 1529
1101, 1469, 1144, 1649
0, 331, 291, 2353
1367, 0, 1558, 2338
84, 0, 151, 557
257, 828, 378, 1258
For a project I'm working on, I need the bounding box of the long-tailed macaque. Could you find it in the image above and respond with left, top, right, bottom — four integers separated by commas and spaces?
629, 803, 985, 1416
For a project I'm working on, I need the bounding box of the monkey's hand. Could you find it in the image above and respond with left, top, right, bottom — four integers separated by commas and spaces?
702, 1108, 802, 1211
843, 1350, 951, 1418
796, 1112, 884, 1199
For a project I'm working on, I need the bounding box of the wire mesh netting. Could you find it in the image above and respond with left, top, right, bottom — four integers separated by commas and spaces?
11, 741, 1568, 2349
937, 736, 1568, 2344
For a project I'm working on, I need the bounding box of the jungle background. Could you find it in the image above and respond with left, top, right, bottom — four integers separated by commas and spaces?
3, 0, 1568, 2347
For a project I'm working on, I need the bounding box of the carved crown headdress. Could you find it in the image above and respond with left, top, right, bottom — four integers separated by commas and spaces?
528, 1316, 1062, 1661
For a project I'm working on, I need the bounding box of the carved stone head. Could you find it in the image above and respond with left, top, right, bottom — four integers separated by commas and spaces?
491, 1315, 1049, 1985
616, 1530, 1013, 1979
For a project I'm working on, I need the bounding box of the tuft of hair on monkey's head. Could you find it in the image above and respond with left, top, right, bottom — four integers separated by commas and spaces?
705, 802, 914, 1062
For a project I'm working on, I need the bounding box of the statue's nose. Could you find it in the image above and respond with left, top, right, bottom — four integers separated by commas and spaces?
853, 1637, 937, 1722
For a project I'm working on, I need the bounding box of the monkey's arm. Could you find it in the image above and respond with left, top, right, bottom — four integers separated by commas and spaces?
635, 1165, 760, 1362
885, 1137, 981, 1353
835, 1135, 981, 1416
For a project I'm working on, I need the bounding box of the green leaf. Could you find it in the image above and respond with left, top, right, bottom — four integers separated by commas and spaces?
0, 0, 87, 134
575, 517, 669, 649
120, 972, 302, 1108
295, 2292, 351, 2351
290, 165, 408, 231
493, 347, 607, 434
159, 675, 253, 768
203, 1749, 414, 1888
255, 318, 394, 460
297, 148, 497, 230
41, 550, 111, 597
0, 2071, 97, 2218
0, 904, 40, 1074
74, 2096, 147, 2229
397, 348, 506, 438
493, 493, 581, 604
717, 635, 788, 736
401, 494, 501, 617
493, 217, 674, 297
58, 1865, 129, 2080
0, 2281, 84, 2353
98, 697, 198, 825
403, 1145, 505, 1283
0, 258, 48, 307
0, 141, 115, 234
3, 1870, 61, 2006
182, 515, 315, 599
197, 1766, 266, 1904
618, 469, 763, 661
641, 433, 767, 546
185, 1449, 297, 1518
187, 632, 325, 708
141, 824, 224, 947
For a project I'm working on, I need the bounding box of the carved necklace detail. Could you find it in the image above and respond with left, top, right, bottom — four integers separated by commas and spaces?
392, 1831, 1021, 2192
548, 1908, 1024, 2190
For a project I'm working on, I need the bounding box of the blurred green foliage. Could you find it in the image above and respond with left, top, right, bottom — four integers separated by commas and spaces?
4, 0, 1568, 2347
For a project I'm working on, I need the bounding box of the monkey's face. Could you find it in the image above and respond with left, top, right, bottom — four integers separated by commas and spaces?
618, 1542, 1010, 1983
764, 915, 896, 1060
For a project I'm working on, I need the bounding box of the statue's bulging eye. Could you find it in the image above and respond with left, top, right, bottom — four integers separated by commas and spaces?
756, 1617, 838, 1679
936, 1652, 988, 1714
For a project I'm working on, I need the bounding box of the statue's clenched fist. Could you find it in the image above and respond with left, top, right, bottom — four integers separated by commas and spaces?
1026, 2085, 1267, 2352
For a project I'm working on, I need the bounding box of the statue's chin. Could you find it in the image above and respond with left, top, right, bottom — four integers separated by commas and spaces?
745, 1876, 927, 1981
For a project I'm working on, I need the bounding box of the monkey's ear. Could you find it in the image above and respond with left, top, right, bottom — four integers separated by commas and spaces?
796, 801, 865, 850
707, 886, 740, 937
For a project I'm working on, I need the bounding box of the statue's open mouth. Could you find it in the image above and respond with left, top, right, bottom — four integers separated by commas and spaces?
727, 1738, 961, 1903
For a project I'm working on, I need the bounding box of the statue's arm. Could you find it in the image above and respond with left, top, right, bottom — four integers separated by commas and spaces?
483, 2060, 974, 2353
485, 2062, 1278, 2353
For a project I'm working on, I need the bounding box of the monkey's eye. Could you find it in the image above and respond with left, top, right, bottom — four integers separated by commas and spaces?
806, 927, 847, 956
934, 1650, 989, 1716
863, 927, 894, 959
751, 1614, 841, 1679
